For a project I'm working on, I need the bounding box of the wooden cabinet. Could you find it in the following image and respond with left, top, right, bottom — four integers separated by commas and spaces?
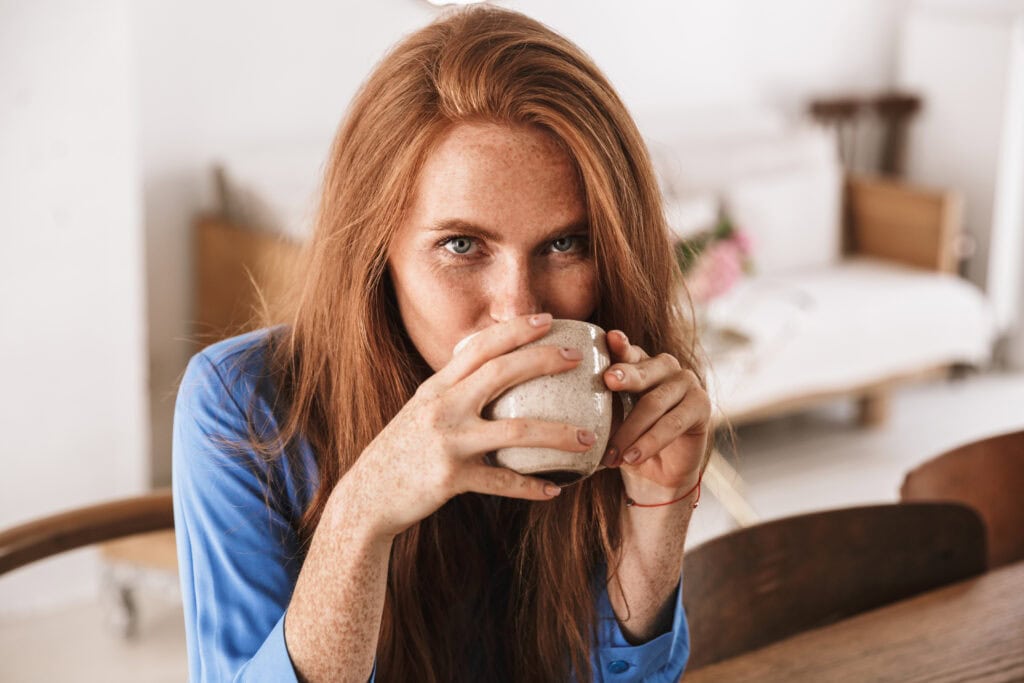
193, 215, 302, 347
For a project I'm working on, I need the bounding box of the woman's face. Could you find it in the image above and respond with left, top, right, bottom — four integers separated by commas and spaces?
388, 122, 598, 372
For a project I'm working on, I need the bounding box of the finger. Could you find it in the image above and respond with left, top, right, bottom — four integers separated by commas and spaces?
607, 372, 690, 461
606, 330, 649, 364
619, 385, 712, 467
457, 344, 583, 413
461, 464, 563, 501
428, 313, 555, 393
457, 418, 597, 458
604, 352, 682, 394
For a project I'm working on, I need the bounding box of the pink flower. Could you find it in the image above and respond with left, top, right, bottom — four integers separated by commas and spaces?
731, 228, 755, 256
684, 240, 744, 304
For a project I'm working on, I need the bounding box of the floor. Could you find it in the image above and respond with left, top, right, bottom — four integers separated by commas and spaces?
2, 369, 1023, 682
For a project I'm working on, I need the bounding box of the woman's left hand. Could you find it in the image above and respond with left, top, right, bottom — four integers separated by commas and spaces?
601, 330, 712, 503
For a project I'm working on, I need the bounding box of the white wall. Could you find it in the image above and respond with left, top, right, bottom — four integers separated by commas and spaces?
0, 0, 921, 618
0, 0, 149, 615
899, 0, 1024, 339
137, 0, 912, 486
897, 0, 1024, 370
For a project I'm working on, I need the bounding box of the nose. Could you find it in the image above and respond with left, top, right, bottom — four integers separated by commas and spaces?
488, 259, 541, 323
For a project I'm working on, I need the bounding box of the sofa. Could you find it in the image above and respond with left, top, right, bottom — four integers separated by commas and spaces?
641, 103, 997, 428
198, 103, 998, 431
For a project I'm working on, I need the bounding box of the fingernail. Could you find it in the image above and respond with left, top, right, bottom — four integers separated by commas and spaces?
602, 446, 618, 466
610, 368, 625, 382
529, 313, 553, 327
561, 347, 583, 360
616, 331, 629, 344
577, 429, 596, 445
544, 484, 562, 496
623, 448, 640, 464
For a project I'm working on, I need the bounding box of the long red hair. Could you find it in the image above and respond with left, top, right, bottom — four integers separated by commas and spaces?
249, 7, 710, 681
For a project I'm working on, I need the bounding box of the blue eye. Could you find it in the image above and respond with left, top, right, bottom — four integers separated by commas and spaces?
552, 236, 585, 254
444, 236, 475, 255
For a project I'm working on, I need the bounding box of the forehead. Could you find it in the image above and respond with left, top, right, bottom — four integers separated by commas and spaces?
405, 122, 586, 235
430, 121, 572, 169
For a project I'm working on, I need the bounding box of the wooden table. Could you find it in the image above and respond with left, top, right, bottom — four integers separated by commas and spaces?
683, 560, 1024, 682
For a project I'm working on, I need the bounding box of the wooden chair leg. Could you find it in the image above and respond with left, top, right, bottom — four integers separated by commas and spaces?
101, 564, 140, 639
858, 389, 890, 427
704, 449, 761, 527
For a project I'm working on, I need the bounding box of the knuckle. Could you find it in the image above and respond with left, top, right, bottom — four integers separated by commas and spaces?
658, 352, 682, 370
414, 380, 439, 402
648, 383, 675, 408
423, 398, 452, 430
503, 419, 529, 442
693, 386, 712, 413
479, 355, 505, 381
637, 387, 669, 414
663, 411, 688, 436
491, 467, 516, 491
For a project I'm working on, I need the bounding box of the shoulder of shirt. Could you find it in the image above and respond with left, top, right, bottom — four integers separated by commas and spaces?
198, 326, 279, 367
187, 326, 285, 401
178, 327, 311, 525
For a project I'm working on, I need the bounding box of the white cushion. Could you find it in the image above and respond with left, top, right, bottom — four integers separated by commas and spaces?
705, 257, 998, 421
723, 155, 842, 274
651, 122, 843, 274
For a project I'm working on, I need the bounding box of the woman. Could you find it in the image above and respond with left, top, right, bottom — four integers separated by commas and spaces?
173, 6, 712, 682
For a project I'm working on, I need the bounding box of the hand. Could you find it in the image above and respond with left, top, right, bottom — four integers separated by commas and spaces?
341, 313, 594, 540
601, 330, 711, 502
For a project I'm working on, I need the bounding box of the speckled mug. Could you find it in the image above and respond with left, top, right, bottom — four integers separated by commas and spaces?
470, 319, 629, 486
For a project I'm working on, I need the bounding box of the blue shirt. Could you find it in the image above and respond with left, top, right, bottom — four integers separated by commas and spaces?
172, 328, 690, 682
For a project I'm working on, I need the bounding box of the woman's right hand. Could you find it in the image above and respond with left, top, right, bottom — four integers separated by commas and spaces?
336, 312, 593, 540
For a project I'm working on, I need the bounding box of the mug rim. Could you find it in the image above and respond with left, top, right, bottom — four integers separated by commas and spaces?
453, 318, 605, 356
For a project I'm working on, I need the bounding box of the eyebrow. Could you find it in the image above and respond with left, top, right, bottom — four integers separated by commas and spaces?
427, 218, 589, 243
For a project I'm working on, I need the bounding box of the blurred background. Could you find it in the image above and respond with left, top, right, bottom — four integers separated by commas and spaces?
2, 0, 1023, 679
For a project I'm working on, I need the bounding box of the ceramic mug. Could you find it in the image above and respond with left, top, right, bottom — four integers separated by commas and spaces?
455, 319, 631, 486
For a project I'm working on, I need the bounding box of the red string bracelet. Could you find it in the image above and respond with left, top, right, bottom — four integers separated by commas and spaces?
625, 471, 703, 509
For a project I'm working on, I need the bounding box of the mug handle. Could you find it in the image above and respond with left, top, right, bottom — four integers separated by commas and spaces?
595, 391, 633, 471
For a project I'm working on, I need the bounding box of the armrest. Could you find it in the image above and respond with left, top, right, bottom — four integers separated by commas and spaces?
845, 173, 962, 273
0, 490, 174, 576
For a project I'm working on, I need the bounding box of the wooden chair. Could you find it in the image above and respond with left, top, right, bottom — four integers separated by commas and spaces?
901, 428, 1024, 568
0, 490, 174, 576
681, 502, 987, 672
808, 91, 922, 179
0, 490, 176, 636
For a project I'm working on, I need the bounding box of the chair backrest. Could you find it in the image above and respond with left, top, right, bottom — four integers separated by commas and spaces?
0, 490, 175, 576
681, 502, 986, 671
901, 428, 1024, 568
807, 92, 922, 178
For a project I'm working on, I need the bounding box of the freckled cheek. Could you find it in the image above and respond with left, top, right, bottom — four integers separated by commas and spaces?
542, 264, 600, 319
420, 265, 485, 319
391, 258, 480, 367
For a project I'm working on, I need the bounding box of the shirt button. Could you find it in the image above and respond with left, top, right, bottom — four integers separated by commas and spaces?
608, 660, 631, 674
